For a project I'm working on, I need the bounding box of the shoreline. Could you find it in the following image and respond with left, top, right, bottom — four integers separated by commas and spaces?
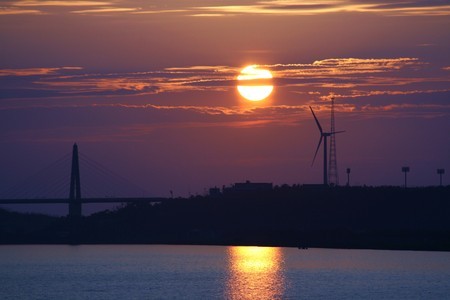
1, 186, 449, 251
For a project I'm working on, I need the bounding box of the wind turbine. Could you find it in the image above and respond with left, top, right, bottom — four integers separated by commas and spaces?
310, 106, 345, 185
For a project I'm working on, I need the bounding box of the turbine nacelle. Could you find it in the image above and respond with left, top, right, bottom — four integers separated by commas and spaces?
309, 106, 345, 166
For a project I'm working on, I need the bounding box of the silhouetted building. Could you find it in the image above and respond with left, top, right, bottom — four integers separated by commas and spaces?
302, 184, 327, 190
223, 181, 273, 195
209, 187, 221, 197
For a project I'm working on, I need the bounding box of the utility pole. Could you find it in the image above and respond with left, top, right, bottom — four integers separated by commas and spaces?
402, 166, 410, 188
346, 168, 351, 187
437, 169, 445, 186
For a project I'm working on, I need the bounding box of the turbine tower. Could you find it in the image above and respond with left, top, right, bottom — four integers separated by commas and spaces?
328, 97, 339, 186
310, 106, 345, 185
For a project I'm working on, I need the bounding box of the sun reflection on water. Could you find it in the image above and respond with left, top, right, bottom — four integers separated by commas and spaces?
226, 246, 285, 300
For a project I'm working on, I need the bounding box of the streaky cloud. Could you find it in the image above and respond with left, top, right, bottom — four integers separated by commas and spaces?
0, 7, 42, 15
321, 89, 450, 100
1, 57, 448, 124
0, 67, 82, 77
71, 7, 140, 14
132, 9, 187, 14
3, 0, 450, 16
13, 1, 112, 6
194, 0, 450, 17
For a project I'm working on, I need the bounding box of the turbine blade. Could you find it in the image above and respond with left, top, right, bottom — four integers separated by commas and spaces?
309, 106, 323, 133
331, 130, 345, 135
312, 136, 323, 166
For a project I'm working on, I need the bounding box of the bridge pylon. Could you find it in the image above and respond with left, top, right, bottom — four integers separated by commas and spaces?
69, 143, 82, 218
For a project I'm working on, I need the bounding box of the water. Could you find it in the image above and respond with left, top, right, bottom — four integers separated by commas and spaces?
1, 245, 449, 299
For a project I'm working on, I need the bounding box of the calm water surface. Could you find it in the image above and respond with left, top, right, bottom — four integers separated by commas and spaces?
1, 245, 449, 299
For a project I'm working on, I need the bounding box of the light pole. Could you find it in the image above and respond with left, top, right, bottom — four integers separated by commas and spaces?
437, 169, 445, 186
402, 166, 410, 188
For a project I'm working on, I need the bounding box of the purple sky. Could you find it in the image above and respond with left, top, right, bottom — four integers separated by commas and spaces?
1, 1, 449, 214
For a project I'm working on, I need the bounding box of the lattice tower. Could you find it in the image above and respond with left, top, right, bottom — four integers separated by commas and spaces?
328, 97, 339, 186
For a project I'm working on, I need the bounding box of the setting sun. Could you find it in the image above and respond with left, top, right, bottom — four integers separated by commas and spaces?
237, 65, 273, 101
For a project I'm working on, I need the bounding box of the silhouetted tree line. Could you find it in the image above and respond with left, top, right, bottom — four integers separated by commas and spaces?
1, 186, 450, 251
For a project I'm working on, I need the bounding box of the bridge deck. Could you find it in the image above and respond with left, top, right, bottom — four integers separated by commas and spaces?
0, 198, 168, 204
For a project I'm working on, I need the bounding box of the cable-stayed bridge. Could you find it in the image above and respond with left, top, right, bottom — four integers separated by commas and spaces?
0, 144, 166, 217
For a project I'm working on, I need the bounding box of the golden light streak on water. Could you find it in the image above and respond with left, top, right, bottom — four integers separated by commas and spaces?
226, 246, 285, 299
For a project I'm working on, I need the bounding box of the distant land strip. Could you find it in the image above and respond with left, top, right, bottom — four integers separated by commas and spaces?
1, 186, 449, 251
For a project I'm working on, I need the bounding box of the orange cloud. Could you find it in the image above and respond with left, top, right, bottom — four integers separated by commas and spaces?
193, 1, 450, 17
13, 1, 111, 6
3, 1, 450, 17
0, 67, 81, 76
266, 58, 424, 78
0, 0, 450, 17
320, 89, 450, 100
132, 9, 187, 15
0, 7, 42, 15
71, 7, 140, 14
2, 58, 448, 119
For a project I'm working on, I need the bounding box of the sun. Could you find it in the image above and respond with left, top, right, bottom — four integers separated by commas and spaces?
237, 65, 273, 101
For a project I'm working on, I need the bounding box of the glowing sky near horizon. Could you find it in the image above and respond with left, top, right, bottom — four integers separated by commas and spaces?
0, 0, 449, 213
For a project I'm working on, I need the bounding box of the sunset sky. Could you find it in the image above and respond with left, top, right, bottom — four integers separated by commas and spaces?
1, 0, 449, 203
